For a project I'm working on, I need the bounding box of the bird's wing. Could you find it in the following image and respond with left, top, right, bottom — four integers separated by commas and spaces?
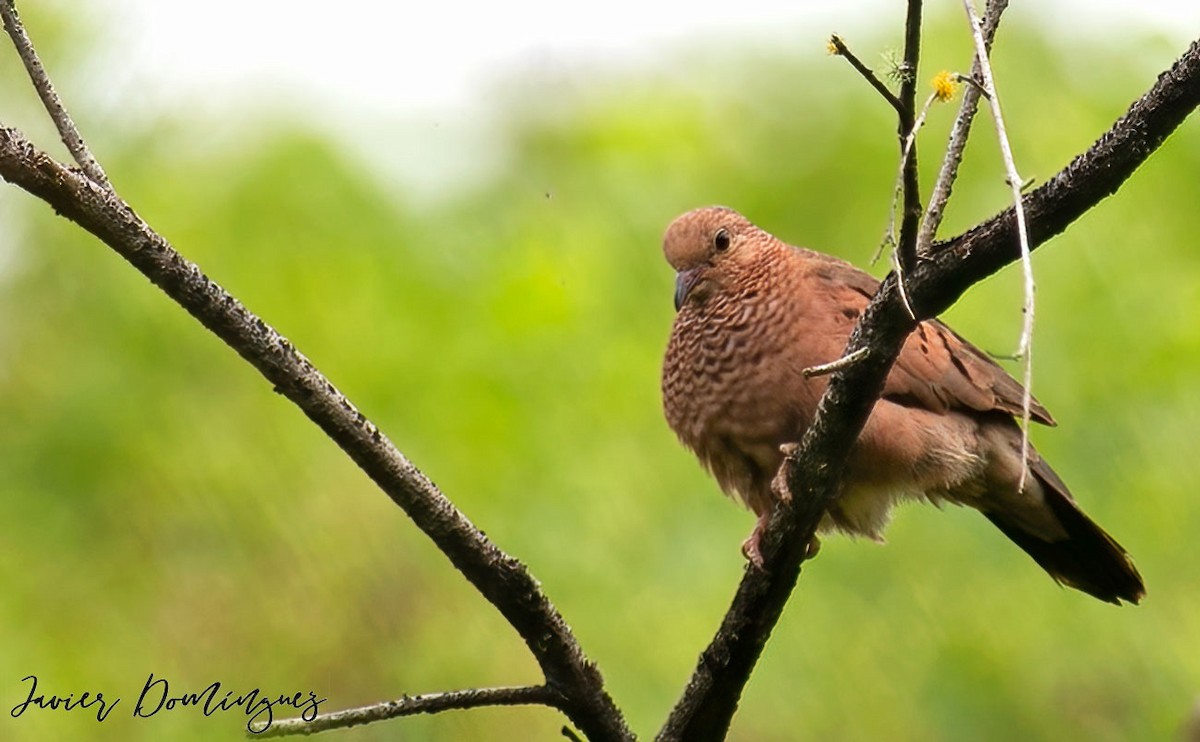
802, 248, 1055, 426
890, 318, 1055, 425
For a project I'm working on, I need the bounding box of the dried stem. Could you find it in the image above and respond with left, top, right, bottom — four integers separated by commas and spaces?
917, 0, 1009, 255
880, 89, 941, 318
874, 0, 925, 309
895, 0, 924, 274
803, 347, 871, 379
256, 685, 559, 738
961, 0, 1036, 488
561, 726, 586, 742
829, 34, 904, 115
0, 0, 110, 188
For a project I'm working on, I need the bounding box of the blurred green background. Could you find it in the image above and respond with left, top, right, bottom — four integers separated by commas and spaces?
2, 5, 1198, 741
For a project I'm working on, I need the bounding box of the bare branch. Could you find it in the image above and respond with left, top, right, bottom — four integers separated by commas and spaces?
960, 0, 1036, 488
880, 89, 941, 318
0, 127, 632, 740
828, 34, 904, 115
256, 685, 559, 738
658, 38, 1200, 741
802, 347, 870, 379
929, 39, 1200, 299
562, 725, 586, 742
895, 0, 924, 274
0, 5, 629, 738
877, 89, 936, 261
0, 0, 110, 188
917, 0, 1009, 255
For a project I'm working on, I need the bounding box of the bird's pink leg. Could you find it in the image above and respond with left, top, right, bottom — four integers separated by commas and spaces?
740, 513, 821, 568
744, 445, 822, 568
771, 442, 799, 503
741, 511, 771, 568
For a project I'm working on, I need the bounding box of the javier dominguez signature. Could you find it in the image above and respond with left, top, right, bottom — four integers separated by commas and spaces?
10, 674, 326, 734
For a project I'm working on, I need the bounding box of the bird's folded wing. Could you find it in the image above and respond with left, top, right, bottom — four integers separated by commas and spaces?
805, 247, 1055, 425
889, 319, 1055, 425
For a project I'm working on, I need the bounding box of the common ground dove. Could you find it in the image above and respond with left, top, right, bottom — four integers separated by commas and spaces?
661, 206, 1143, 604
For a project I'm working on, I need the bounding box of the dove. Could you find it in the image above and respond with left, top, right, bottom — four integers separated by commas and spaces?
661, 206, 1143, 604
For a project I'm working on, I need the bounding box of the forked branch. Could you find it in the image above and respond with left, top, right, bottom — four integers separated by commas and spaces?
917, 0, 1009, 253
255, 685, 561, 738
0, 0, 109, 188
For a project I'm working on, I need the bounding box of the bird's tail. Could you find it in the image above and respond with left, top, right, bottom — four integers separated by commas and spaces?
982, 457, 1144, 605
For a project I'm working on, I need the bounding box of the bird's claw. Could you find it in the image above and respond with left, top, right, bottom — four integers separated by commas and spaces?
771, 448, 797, 503
742, 531, 766, 569
742, 511, 771, 569
741, 513, 821, 569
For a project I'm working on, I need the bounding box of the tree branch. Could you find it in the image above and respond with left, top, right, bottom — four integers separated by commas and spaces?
0, 5, 630, 737
896, 0, 924, 273
255, 685, 560, 738
925, 37, 1200, 309
0, 125, 632, 740
917, 0, 1008, 254
658, 37, 1200, 742
0, 0, 110, 188
960, 0, 1038, 490
828, 34, 904, 115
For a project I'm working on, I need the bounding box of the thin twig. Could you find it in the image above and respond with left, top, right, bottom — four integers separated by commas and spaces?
803, 347, 871, 378
0, 0, 110, 188
895, 0, 924, 275
875, 0, 924, 309
562, 726, 586, 742
878, 89, 939, 317
917, 0, 1009, 255
961, 0, 1035, 489
829, 34, 904, 115
955, 72, 992, 99
891, 239, 917, 320
871, 233, 894, 267
255, 685, 559, 738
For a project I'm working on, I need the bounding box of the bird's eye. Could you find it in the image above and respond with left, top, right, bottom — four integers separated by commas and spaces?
714, 228, 731, 252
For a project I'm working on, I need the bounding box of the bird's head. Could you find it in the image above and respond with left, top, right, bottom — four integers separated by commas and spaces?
663, 206, 760, 311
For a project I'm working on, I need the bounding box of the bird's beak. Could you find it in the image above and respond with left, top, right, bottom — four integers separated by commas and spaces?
674, 267, 702, 311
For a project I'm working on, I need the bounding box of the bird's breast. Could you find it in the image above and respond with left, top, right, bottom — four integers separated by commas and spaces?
662, 296, 818, 452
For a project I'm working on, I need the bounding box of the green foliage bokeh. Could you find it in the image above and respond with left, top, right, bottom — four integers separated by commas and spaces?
1, 9, 1198, 742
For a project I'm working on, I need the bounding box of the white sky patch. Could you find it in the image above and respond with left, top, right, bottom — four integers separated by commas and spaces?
98, 0, 1198, 115
21, 0, 1200, 199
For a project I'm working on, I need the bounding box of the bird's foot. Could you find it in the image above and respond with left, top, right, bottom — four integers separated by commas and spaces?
741, 511, 771, 569
741, 513, 821, 569
771, 443, 800, 503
